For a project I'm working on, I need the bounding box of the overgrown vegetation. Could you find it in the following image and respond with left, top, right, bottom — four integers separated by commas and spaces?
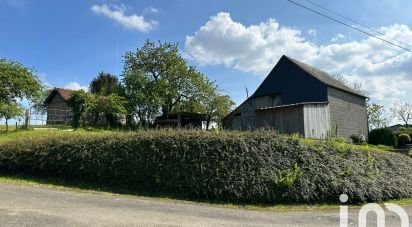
0, 130, 411, 204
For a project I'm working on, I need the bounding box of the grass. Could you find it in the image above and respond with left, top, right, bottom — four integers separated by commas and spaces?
0, 128, 113, 144
0, 173, 349, 212
1, 173, 410, 212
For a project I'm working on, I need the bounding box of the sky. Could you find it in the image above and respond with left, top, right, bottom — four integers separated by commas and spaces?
1, 0, 412, 124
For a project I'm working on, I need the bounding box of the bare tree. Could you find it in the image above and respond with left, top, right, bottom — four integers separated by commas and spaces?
367, 103, 389, 130
390, 101, 412, 127
332, 74, 368, 96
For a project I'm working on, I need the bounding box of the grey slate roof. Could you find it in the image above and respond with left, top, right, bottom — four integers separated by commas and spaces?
284, 55, 367, 98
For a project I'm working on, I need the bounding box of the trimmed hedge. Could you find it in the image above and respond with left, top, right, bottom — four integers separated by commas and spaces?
368, 128, 398, 147
398, 134, 411, 147
0, 130, 411, 204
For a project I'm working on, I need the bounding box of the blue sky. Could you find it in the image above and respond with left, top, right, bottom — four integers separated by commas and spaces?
1, 0, 412, 124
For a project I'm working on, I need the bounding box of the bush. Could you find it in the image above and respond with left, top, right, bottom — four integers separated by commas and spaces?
0, 130, 411, 204
399, 127, 406, 132
398, 134, 411, 147
368, 128, 398, 147
350, 134, 366, 145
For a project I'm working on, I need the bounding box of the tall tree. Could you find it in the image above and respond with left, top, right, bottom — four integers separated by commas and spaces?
89, 72, 125, 126
89, 72, 120, 96
390, 101, 412, 127
123, 40, 195, 117
175, 74, 235, 129
122, 70, 163, 127
0, 102, 24, 132
0, 58, 42, 104
123, 40, 216, 125
367, 103, 389, 130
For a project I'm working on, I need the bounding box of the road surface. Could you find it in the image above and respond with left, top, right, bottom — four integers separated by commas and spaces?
0, 183, 410, 226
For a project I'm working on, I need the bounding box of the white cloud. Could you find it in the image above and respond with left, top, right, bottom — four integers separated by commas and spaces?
63, 82, 88, 91
308, 29, 317, 37
91, 4, 158, 32
331, 33, 345, 42
144, 6, 160, 14
185, 13, 412, 124
185, 12, 317, 75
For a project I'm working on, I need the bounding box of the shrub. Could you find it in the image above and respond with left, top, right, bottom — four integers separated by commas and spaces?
398, 134, 411, 147
350, 134, 366, 145
0, 130, 411, 204
368, 128, 398, 147
399, 127, 406, 132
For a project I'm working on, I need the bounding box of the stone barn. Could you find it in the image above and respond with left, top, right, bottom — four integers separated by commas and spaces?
44, 88, 73, 125
223, 55, 368, 140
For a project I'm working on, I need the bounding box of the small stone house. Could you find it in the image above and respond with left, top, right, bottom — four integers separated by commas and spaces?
223, 55, 369, 140
44, 88, 73, 125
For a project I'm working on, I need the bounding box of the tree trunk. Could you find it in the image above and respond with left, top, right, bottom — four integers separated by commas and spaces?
5, 118, 8, 133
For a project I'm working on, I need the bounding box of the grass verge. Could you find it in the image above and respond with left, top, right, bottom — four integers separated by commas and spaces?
0, 173, 411, 212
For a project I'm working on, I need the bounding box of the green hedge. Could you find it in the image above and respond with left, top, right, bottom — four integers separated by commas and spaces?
398, 134, 412, 147
0, 130, 411, 204
369, 128, 398, 147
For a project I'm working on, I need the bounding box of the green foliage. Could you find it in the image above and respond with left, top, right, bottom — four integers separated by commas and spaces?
0, 103, 24, 132
399, 127, 406, 132
368, 128, 398, 147
0, 58, 42, 127
90, 72, 120, 96
350, 134, 366, 145
89, 94, 127, 128
67, 90, 90, 129
122, 40, 234, 128
273, 163, 303, 194
0, 130, 411, 204
31, 88, 52, 115
398, 134, 411, 147
0, 58, 42, 104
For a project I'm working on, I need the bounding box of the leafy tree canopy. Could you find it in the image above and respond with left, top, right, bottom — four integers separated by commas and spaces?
90, 72, 120, 96
122, 40, 231, 126
0, 58, 42, 104
0, 102, 24, 132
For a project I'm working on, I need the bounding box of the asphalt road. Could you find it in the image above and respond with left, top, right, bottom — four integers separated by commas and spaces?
0, 183, 410, 227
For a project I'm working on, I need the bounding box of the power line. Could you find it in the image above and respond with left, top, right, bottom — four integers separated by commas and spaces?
286, 0, 412, 52
303, 0, 412, 48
